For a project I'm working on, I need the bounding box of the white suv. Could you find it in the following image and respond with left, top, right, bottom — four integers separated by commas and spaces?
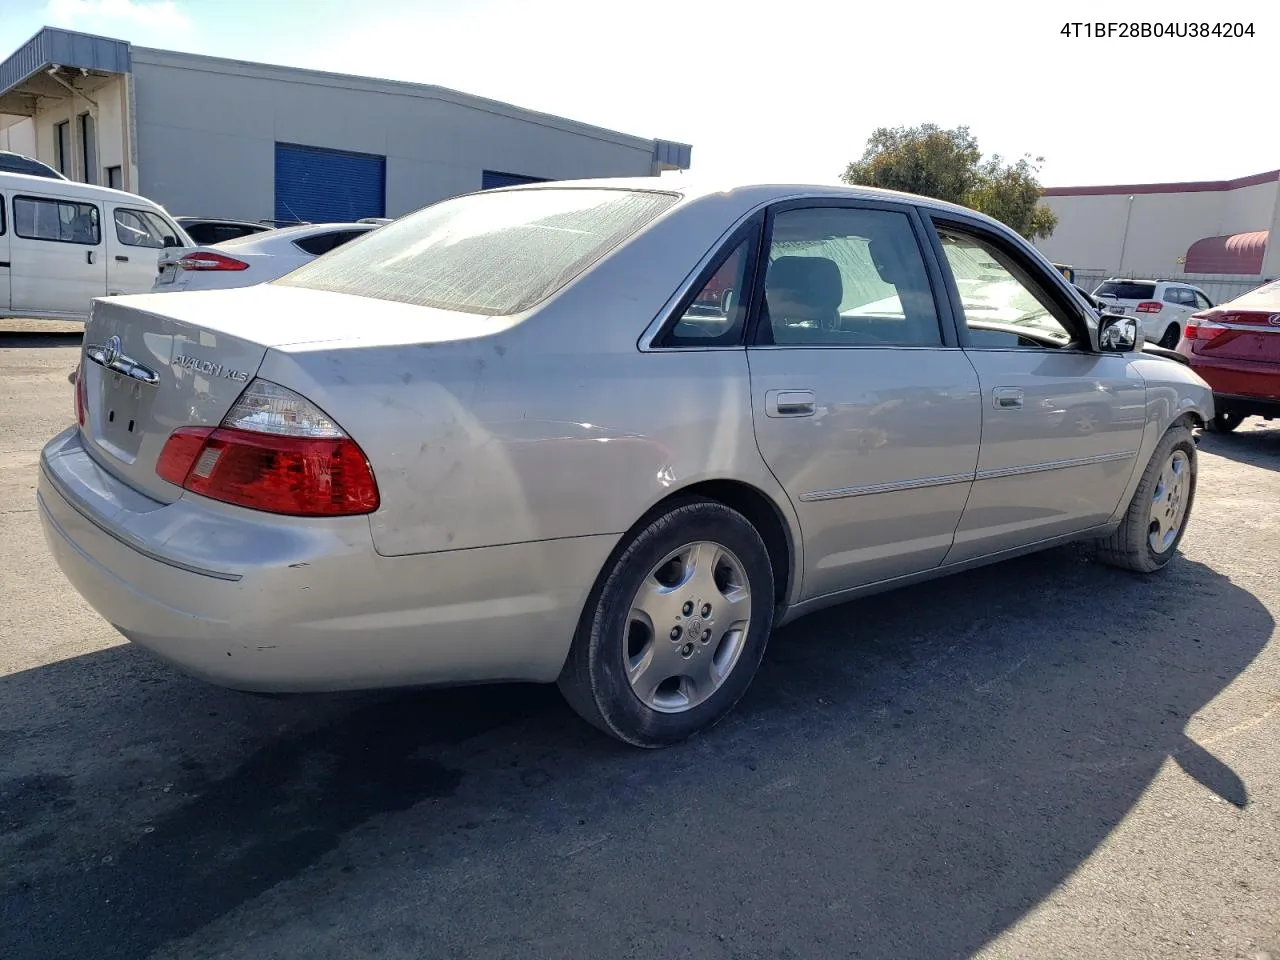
1092, 278, 1214, 348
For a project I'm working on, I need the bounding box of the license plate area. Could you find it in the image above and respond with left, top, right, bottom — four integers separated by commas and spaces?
95, 370, 149, 460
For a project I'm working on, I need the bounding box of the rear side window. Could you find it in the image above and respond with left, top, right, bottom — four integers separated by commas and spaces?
1095, 280, 1155, 300
184, 223, 262, 245
114, 208, 181, 248
278, 188, 679, 315
13, 196, 100, 244
293, 229, 368, 257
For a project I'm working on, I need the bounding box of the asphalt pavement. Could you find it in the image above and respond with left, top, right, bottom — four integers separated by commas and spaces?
2, 321, 1279, 960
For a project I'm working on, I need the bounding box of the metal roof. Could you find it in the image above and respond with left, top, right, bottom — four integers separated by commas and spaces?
1184, 231, 1269, 275
0, 27, 130, 99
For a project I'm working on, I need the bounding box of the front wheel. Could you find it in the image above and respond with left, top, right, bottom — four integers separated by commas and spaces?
558, 499, 775, 747
1095, 424, 1197, 573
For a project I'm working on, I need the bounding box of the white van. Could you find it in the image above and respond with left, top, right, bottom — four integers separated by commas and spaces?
0, 171, 192, 322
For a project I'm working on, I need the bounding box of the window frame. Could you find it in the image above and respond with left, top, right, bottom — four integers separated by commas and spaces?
112, 206, 180, 249
54, 121, 70, 176
747, 198, 961, 350
0, 191, 6, 236
12, 195, 102, 246
78, 112, 97, 185
924, 214, 1096, 354
648, 217, 765, 349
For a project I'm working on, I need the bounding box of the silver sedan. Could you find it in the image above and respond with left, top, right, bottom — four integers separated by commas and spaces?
38, 179, 1213, 747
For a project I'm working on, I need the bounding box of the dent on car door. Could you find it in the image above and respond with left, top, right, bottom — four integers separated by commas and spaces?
745, 201, 982, 600
928, 220, 1147, 562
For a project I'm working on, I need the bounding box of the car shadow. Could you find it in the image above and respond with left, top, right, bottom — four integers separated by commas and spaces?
1198, 422, 1280, 469
0, 549, 1271, 960
0, 329, 83, 351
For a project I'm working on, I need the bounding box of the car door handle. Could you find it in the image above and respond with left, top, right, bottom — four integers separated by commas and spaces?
86, 250, 95, 264
766, 389, 816, 417
115, 255, 129, 263
992, 387, 1024, 410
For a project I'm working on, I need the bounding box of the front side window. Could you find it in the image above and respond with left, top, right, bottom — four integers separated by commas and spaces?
1193, 291, 1213, 310
278, 188, 678, 315
760, 206, 942, 346
13, 197, 100, 244
114, 208, 179, 248
936, 229, 1073, 349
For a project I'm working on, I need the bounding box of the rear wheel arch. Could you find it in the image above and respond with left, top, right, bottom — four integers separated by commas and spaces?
578, 480, 796, 639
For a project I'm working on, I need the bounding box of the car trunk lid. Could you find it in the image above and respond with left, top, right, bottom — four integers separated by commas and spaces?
79, 294, 276, 501
78, 285, 518, 502
1188, 306, 1280, 367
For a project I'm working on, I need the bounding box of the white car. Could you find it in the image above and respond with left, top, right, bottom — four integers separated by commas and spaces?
1092, 278, 1214, 348
153, 222, 378, 292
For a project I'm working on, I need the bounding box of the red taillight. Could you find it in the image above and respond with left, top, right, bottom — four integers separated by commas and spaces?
1135, 301, 1163, 314
74, 364, 86, 426
155, 380, 379, 517
176, 252, 249, 272
1184, 319, 1228, 342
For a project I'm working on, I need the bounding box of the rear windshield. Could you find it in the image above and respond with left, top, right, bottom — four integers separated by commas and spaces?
1095, 281, 1156, 300
276, 188, 679, 315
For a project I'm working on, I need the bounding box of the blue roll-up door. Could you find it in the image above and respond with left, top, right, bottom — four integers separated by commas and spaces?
481, 170, 550, 190
275, 142, 386, 224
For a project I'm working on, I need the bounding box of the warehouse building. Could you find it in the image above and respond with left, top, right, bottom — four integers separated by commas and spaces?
0, 27, 691, 224
1032, 168, 1278, 301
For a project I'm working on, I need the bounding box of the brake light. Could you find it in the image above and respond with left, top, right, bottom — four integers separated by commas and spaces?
1135, 301, 1163, 314
155, 379, 378, 516
1184, 319, 1228, 342
73, 364, 86, 426
176, 252, 249, 271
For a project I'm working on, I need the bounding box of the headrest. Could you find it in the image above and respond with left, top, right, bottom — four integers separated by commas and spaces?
767, 256, 843, 313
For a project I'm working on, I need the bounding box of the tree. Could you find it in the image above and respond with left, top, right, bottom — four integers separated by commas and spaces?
841, 124, 1058, 241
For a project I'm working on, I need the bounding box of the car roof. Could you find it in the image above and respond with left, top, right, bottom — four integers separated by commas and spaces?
0, 169, 169, 207
480, 175, 1010, 226
212, 222, 375, 250
175, 217, 270, 228
1103, 277, 1198, 287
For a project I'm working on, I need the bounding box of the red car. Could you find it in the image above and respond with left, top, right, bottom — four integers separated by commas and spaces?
1178, 279, 1280, 432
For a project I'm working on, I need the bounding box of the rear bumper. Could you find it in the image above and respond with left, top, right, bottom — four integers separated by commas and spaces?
38, 426, 613, 692
1182, 352, 1280, 405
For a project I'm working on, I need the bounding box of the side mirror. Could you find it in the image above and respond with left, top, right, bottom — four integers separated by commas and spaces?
1099, 313, 1143, 353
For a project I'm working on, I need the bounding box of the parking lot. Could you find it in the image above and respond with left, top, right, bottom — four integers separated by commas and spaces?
2, 322, 1279, 960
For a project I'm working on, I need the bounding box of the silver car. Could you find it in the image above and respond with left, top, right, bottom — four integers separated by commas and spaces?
38, 179, 1213, 747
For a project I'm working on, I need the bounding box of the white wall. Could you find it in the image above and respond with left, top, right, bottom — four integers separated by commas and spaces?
0, 76, 132, 190
1035, 181, 1279, 277
130, 49, 664, 221
0, 117, 37, 155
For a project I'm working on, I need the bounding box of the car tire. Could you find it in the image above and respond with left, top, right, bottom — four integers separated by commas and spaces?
1207, 409, 1243, 433
1158, 324, 1181, 348
1095, 424, 1197, 573
558, 498, 775, 748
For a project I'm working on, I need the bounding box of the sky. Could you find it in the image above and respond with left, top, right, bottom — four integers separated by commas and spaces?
0, 0, 1274, 188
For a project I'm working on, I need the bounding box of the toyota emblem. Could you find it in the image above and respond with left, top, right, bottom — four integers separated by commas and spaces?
102, 335, 122, 366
